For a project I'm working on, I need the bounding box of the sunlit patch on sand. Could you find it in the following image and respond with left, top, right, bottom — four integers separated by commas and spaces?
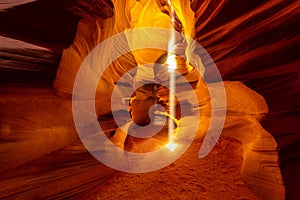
165, 141, 178, 152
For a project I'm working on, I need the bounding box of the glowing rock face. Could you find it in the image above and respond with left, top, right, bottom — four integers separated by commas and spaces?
124, 0, 195, 67
126, 0, 171, 68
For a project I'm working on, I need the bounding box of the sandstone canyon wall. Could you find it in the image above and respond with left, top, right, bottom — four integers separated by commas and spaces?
0, 0, 299, 199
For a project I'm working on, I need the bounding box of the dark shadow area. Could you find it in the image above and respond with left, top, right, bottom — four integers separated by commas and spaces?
0, 0, 78, 48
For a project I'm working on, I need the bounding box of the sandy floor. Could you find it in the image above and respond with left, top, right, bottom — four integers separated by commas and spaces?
84, 136, 259, 200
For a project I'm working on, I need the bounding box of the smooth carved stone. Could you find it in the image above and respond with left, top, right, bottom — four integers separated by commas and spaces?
0, 86, 77, 173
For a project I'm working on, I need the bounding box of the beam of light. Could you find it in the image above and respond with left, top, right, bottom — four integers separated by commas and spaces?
166, 0, 178, 152
167, 0, 176, 53
167, 54, 177, 73
168, 65, 176, 142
